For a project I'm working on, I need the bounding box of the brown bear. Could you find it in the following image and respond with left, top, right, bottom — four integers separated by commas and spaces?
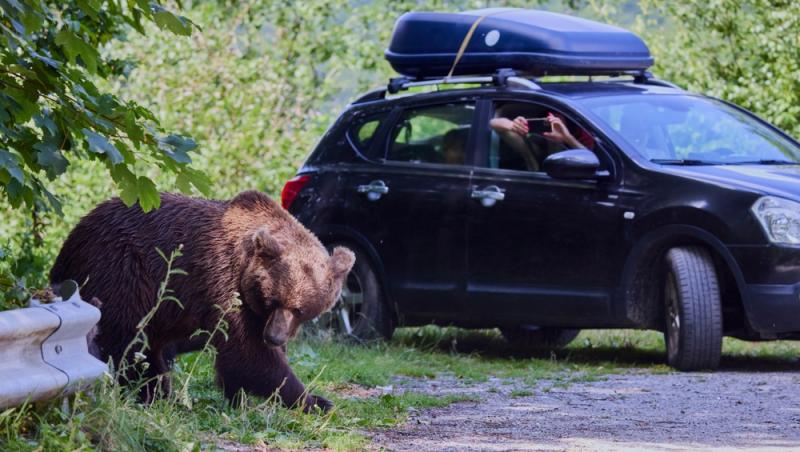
50, 190, 355, 412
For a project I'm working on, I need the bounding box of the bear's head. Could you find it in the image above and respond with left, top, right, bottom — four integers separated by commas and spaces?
239, 227, 355, 347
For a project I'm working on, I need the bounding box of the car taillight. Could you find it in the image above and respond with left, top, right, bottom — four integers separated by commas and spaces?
281, 174, 311, 210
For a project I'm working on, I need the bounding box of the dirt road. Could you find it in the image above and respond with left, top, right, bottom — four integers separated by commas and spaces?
371, 370, 800, 451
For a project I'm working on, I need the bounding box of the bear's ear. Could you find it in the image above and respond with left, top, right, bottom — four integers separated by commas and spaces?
329, 246, 356, 279
251, 227, 283, 260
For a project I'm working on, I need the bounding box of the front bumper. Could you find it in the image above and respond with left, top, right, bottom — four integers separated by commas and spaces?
745, 283, 800, 334
728, 245, 800, 334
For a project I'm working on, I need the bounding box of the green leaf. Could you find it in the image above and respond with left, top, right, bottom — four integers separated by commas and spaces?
110, 164, 138, 206
33, 142, 68, 178
175, 172, 193, 194
119, 180, 138, 206
136, 176, 160, 212
123, 110, 145, 145
114, 140, 135, 165
4, 86, 38, 124
83, 128, 123, 164
4, 179, 25, 207
4, 0, 24, 12
20, 7, 44, 34
34, 112, 58, 137
153, 10, 192, 36
184, 169, 212, 196
0, 150, 25, 183
76, 0, 101, 21
43, 189, 63, 216
55, 29, 100, 73
160, 134, 196, 164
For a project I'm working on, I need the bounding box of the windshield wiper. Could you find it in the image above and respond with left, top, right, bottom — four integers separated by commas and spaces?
730, 159, 800, 165
650, 159, 716, 165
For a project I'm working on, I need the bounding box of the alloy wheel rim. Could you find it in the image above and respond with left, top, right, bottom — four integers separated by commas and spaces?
336, 273, 364, 334
665, 271, 681, 356
314, 271, 364, 335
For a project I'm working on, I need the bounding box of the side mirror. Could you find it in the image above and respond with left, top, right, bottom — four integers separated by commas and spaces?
542, 149, 600, 180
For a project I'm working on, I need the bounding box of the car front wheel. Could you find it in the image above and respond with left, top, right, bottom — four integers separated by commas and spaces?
663, 246, 723, 371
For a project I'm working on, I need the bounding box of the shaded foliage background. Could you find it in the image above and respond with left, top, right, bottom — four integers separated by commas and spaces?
2, 0, 800, 306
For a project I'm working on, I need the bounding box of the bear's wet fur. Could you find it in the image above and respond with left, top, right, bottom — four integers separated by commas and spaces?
50, 191, 354, 412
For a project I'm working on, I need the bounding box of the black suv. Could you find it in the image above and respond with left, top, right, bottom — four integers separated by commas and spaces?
283, 70, 800, 371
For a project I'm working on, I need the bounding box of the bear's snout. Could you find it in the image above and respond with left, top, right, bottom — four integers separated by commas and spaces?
263, 307, 293, 347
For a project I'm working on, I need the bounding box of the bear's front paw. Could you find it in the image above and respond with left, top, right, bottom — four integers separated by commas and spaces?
304, 394, 333, 414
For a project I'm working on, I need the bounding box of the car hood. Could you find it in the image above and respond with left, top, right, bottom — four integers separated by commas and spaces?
658, 164, 800, 201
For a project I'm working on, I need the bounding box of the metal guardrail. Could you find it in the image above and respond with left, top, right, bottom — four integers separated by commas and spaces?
0, 284, 108, 409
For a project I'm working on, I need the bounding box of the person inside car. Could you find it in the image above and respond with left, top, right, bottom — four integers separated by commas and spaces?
490, 111, 592, 171
442, 127, 468, 165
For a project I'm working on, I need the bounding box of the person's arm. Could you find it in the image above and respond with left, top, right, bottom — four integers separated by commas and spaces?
543, 114, 586, 150
490, 117, 539, 171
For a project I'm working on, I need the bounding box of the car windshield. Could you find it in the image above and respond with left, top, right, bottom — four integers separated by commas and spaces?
579, 94, 800, 165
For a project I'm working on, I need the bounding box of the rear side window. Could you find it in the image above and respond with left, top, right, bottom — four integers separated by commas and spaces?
347, 111, 390, 159
354, 119, 381, 149
387, 102, 475, 165
307, 109, 390, 165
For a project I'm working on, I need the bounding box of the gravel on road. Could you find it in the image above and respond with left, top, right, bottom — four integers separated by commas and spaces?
371, 370, 800, 451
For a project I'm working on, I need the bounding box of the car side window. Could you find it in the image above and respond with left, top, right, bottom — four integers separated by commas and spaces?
387, 102, 475, 165
488, 101, 597, 173
347, 111, 390, 159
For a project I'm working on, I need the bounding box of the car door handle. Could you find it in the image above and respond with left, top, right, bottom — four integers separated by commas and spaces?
471, 185, 505, 207
357, 180, 389, 201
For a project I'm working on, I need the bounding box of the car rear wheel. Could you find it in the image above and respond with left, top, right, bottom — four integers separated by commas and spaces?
501, 326, 580, 350
311, 244, 394, 341
663, 246, 723, 371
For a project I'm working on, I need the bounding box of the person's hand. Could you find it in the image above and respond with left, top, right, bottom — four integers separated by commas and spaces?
490, 116, 529, 137
543, 113, 574, 144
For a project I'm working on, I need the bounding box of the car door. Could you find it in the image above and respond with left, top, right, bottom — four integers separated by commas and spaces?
347, 99, 481, 322
465, 98, 628, 327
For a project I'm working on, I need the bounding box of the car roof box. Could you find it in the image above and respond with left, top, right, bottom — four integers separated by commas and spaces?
385, 8, 654, 78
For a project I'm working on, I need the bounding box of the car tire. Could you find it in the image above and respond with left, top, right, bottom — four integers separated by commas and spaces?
313, 244, 394, 341
501, 326, 580, 350
663, 246, 723, 371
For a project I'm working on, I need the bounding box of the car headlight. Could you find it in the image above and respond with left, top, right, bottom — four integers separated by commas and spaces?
751, 196, 800, 245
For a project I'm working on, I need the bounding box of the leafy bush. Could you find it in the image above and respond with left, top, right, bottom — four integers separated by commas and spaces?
0, 1, 208, 213
638, 0, 800, 138
0, 0, 205, 305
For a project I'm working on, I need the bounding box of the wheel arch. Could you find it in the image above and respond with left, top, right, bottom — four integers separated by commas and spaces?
619, 224, 749, 333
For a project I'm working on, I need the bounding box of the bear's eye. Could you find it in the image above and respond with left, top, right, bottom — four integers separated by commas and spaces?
266, 298, 281, 308
293, 308, 304, 317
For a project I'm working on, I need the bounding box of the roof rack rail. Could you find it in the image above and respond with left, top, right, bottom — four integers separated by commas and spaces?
352, 69, 680, 105
628, 71, 681, 89
386, 68, 541, 94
